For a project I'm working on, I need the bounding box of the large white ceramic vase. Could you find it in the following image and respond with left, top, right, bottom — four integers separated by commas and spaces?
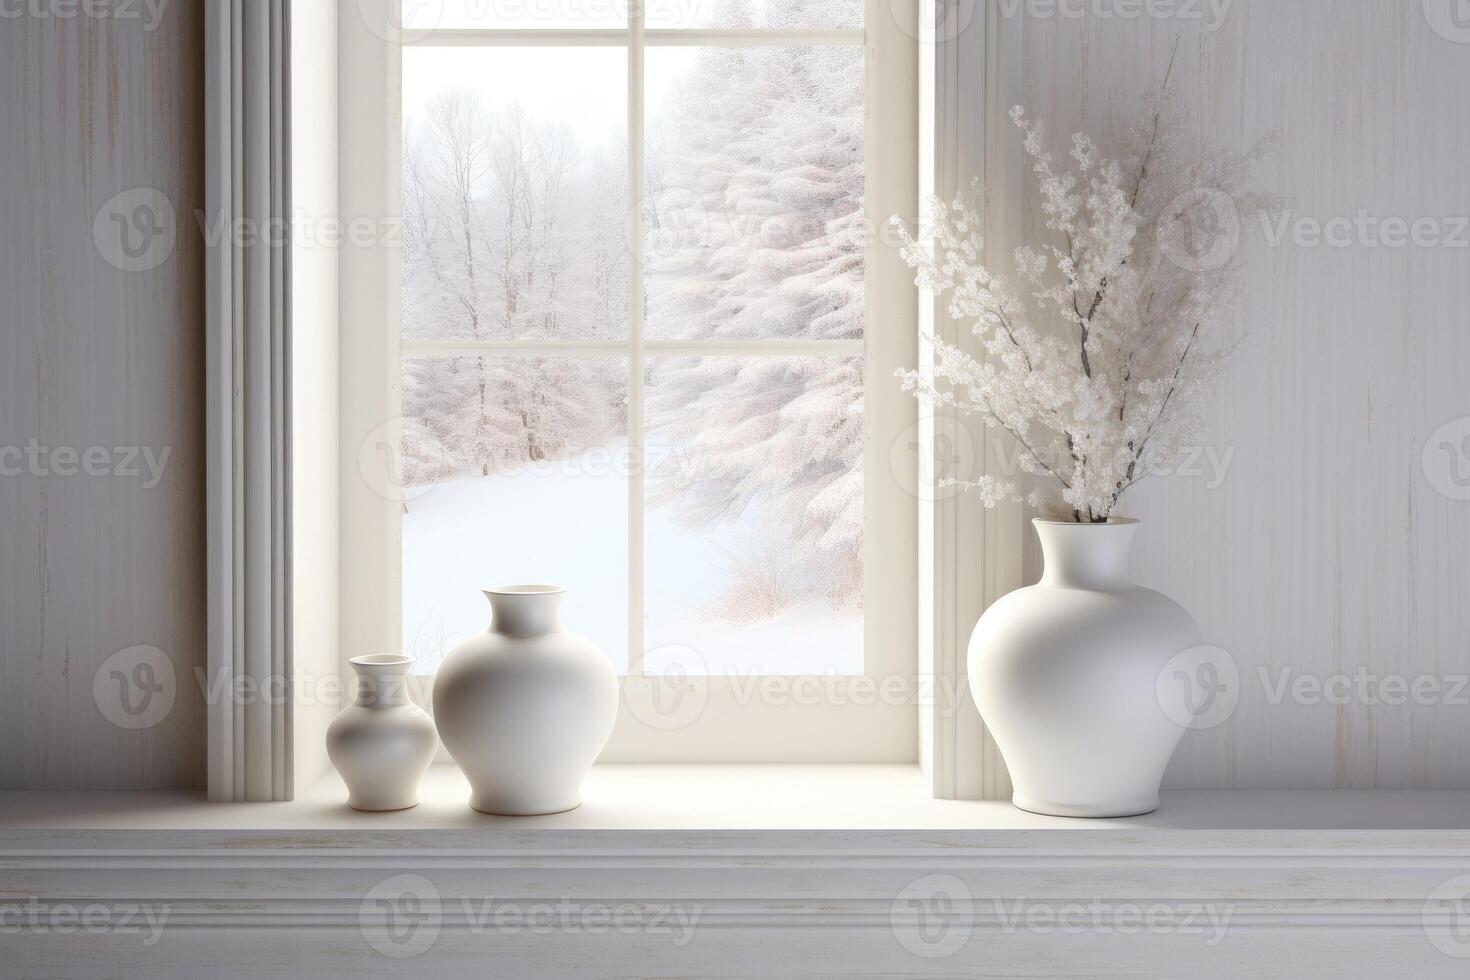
433, 586, 618, 815
968, 519, 1202, 818
326, 654, 438, 811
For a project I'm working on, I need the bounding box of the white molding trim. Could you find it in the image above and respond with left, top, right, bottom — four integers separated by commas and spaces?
918, 0, 1028, 802
10, 829, 1470, 881
0, 906, 1452, 929
6, 828, 1470, 975
337, 0, 403, 772
12, 842, 1470, 871
401, 339, 866, 358
286, 0, 341, 797
406, 28, 865, 47
205, 0, 294, 802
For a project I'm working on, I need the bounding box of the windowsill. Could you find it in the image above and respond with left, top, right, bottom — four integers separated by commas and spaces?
8, 765, 1468, 964
5, 764, 1470, 838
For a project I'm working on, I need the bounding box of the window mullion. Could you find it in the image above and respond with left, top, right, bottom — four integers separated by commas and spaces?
404, 29, 863, 48
627, 5, 647, 677
399, 339, 865, 357
643, 28, 864, 46
408, 28, 627, 46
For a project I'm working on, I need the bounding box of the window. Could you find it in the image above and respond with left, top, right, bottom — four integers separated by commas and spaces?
345, 0, 918, 761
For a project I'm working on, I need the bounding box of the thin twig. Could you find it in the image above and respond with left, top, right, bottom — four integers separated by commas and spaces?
1071, 43, 1177, 374
993, 309, 1034, 372
961, 399, 1072, 491
1110, 319, 1199, 508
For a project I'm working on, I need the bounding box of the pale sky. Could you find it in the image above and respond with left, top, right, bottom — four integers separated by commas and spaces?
402, 44, 701, 157
399, 0, 813, 31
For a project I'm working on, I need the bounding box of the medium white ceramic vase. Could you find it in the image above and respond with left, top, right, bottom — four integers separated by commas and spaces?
432, 586, 618, 815
326, 654, 438, 811
968, 518, 1202, 818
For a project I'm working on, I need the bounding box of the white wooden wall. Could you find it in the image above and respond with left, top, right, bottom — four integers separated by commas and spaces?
3, 1, 1467, 794
1005, 0, 1470, 788
0, 9, 206, 787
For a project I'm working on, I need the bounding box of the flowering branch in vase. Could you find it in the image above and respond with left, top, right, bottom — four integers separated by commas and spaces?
894, 74, 1276, 523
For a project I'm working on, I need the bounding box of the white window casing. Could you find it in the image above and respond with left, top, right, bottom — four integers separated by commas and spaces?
205, 0, 294, 801
918, 0, 1028, 800
337, 0, 923, 764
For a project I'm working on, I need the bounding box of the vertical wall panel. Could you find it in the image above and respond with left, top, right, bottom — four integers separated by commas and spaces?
0, 7, 205, 788
1001, 0, 1470, 788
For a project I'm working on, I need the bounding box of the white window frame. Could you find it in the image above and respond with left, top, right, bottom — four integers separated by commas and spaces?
340, 0, 919, 762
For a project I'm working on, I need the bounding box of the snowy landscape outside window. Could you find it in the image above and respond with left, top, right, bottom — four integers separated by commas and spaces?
396, 0, 869, 678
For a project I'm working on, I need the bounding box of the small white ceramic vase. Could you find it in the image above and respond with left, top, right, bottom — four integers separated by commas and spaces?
968, 518, 1202, 818
326, 654, 438, 811
432, 586, 618, 815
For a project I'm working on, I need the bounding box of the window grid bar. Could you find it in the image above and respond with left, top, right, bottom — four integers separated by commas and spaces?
407, 28, 864, 47
401, 15, 867, 681
401, 339, 866, 358
627, 5, 647, 677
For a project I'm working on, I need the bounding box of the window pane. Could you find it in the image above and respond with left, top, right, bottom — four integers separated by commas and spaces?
402, 47, 628, 341
644, 45, 864, 340
644, 356, 864, 675
402, 0, 628, 30
646, 0, 863, 29
400, 355, 630, 674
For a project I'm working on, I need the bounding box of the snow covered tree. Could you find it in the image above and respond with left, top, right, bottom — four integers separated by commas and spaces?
401, 89, 627, 487
398, 2, 868, 619
646, 0, 868, 616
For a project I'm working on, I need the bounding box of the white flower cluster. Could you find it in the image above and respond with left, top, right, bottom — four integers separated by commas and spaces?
895, 81, 1274, 521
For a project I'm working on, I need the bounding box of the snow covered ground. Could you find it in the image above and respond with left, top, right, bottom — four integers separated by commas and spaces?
402, 442, 863, 677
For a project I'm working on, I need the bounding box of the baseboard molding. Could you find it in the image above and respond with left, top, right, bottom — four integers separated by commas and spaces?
6, 829, 1470, 976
